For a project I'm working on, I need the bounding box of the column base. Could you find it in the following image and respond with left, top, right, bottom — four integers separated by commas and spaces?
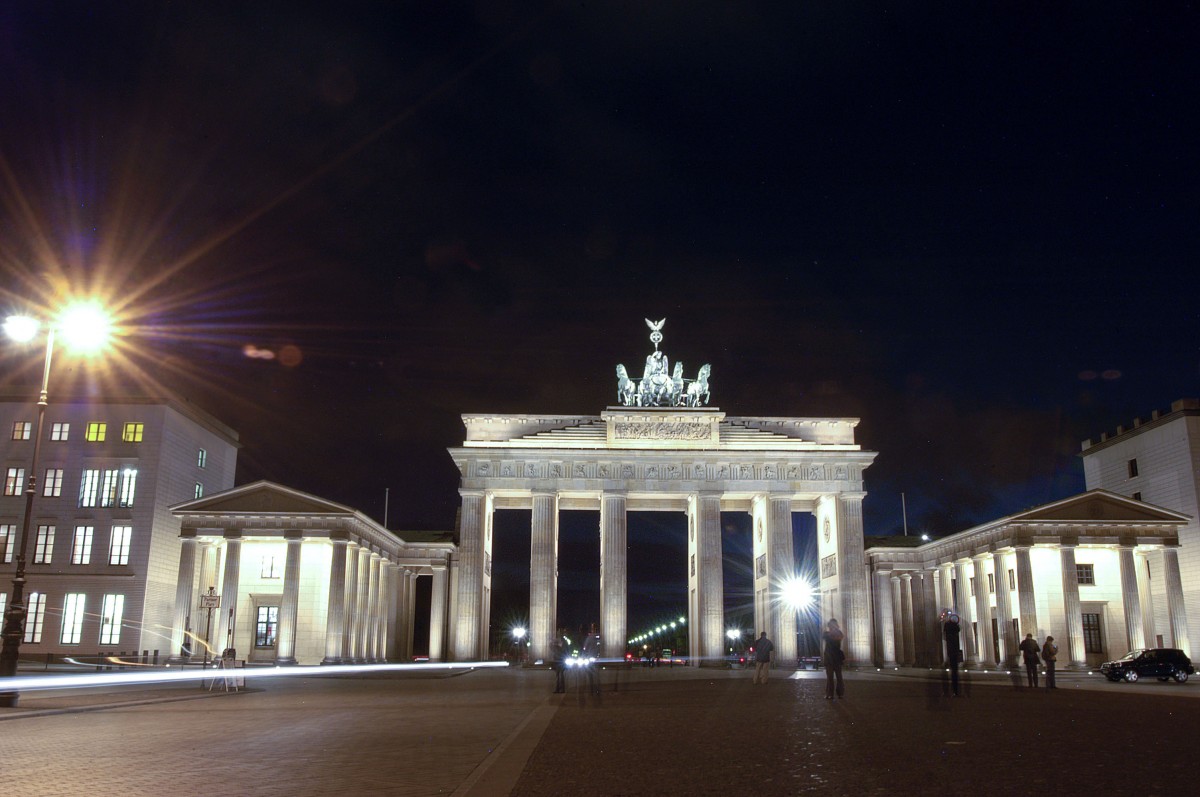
274, 657, 298, 666
321, 657, 347, 665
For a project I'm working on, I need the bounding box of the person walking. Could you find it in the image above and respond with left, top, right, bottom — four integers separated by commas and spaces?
1041, 635, 1058, 690
1018, 633, 1041, 688
823, 619, 846, 699
551, 630, 568, 694
942, 610, 962, 696
752, 631, 774, 684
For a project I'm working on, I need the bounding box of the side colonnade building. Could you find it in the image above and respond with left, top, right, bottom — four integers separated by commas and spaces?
169, 481, 454, 665
866, 490, 1190, 669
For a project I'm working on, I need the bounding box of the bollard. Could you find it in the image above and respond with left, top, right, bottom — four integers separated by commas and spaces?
153, 649, 159, 665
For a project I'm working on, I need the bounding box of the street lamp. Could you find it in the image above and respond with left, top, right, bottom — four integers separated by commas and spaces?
0, 302, 113, 707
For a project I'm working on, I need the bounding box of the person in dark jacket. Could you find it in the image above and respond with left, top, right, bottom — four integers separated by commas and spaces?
752, 631, 774, 684
1041, 635, 1058, 689
1018, 633, 1041, 688
942, 611, 962, 696
551, 630, 568, 693
823, 619, 846, 699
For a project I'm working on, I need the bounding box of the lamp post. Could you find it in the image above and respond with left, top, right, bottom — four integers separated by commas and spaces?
0, 304, 111, 707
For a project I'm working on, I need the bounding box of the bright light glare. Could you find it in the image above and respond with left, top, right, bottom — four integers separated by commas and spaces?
4, 315, 39, 342
512, 627, 527, 640
782, 577, 815, 611
58, 301, 113, 354
726, 629, 740, 641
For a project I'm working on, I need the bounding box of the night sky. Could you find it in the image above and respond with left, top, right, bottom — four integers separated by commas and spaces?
2, 3, 1199, 636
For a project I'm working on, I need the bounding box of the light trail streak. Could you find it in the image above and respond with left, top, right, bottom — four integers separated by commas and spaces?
8, 660, 508, 692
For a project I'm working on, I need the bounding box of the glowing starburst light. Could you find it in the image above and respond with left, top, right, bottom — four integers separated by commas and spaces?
57, 301, 114, 354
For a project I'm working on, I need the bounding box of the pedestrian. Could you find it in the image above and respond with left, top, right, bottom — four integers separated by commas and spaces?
823, 619, 846, 699
752, 630, 774, 684
551, 630, 567, 694
581, 623, 602, 696
1041, 635, 1058, 690
1018, 633, 1041, 688
942, 610, 962, 696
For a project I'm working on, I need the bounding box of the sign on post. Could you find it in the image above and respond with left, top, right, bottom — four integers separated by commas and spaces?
199, 594, 221, 609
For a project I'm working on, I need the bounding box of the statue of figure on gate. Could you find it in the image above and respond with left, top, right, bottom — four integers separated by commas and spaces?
613, 318, 713, 408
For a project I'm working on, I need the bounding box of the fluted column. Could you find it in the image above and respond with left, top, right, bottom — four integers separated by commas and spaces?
600, 492, 628, 660
275, 533, 303, 665
403, 570, 417, 660
323, 537, 349, 663
430, 564, 448, 661
353, 547, 372, 661
1060, 545, 1087, 668
452, 491, 488, 661
385, 563, 400, 660
836, 493, 871, 664
1118, 545, 1144, 654
954, 559, 977, 666
364, 553, 381, 661
1163, 547, 1191, 656
530, 491, 560, 662
215, 534, 242, 656
972, 555, 994, 665
195, 542, 218, 654
992, 551, 1015, 665
1014, 546, 1037, 638
170, 535, 199, 661
900, 573, 915, 666
920, 570, 940, 665
874, 570, 897, 666
341, 543, 361, 660
693, 492, 725, 664
890, 575, 904, 666
1135, 551, 1156, 649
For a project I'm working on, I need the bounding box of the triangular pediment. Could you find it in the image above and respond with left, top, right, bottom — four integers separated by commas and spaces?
1011, 490, 1190, 524
172, 481, 356, 516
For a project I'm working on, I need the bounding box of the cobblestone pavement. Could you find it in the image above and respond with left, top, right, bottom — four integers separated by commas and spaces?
2, 665, 1196, 796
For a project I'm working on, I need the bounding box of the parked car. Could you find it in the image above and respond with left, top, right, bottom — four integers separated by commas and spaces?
1099, 648, 1194, 683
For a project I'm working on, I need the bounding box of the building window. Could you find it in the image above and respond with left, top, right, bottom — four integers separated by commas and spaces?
118, 468, 137, 507
969, 577, 976, 597
42, 467, 64, 497
61, 593, 86, 644
11, 421, 31, 440
122, 422, 144, 443
255, 606, 279, 648
987, 573, 995, 593
4, 467, 25, 496
100, 468, 120, 507
99, 594, 125, 645
1008, 568, 1016, 591
1132, 491, 1142, 501
109, 525, 132, 565
50, 422, 70, 441
1082, 612, 1104, 653
80, 469, 101, 507
33, 525, 55, 564
1076, 563, 1096, 586
0, 524, 14, 563
1127, 458, 1139, 478
261, 555, 281, 579
197, 448, 207, 468
24, 592, 46, 643
194, 482, 204, 499
85, 422, 107, 442
71, 525, 94, 565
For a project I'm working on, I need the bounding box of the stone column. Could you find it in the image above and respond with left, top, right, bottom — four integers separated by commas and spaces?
972, 555, 994, 666
385, 563, 400, 661
353, 547, 372, 661
954, 559, 977, 666
920, 570, 940, 665
430, 563, 448, 661
275, 533, 303, 665
695, 492, 725, 664
1118, 545, 1144, 654
452, 491, 487, 661
322, 537, 349, 664
874, 570, 897, 666
1135, 551, 1156, 649
530, 491, 560, 662
404, 570, 417, 660
890, 575, 904, 666
341, 544, 361, 661
1163, 547, 1191, 656
170, 535, 199, 662
900, 573, 915, 666
992, 551, 1015, 666
600, 492, 627, 660
938, 564, 954, 612
836, 493, 871, 664
364, 553, 381, 661
1014, 546, 1037, 638
1060, 545, 1087, 668
195, 542, 219, 654
393, 567, 410, 661
215, 534, 242, 656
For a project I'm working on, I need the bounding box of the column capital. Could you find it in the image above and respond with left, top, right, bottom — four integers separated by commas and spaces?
223, 530, 242, 541
900, 572, 912, 582
285, 530, 304, 542
180, 529, 198, 540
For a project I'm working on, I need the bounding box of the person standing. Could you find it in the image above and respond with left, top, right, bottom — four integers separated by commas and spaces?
1018, 633, 1041, 688
823, 619, 846, 699
1041, 635, 1058, 690
752, 631, 774, 684
551, 630, 568, 694
581, 624, 602, 696
942, 611, 962, 696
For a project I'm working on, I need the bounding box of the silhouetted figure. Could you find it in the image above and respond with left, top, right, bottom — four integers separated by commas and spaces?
942, 611, 962, 696
753, 631, 774, 684
582, 624, 602, 696
1018, 633, 1041, 688
551, 630, 567, 694
1041, 636, 1058, 689
823, 619, 846, 699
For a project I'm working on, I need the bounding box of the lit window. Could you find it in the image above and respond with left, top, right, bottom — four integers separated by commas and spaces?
85, 422, 107, 442
1077, 563, 1096, 586
42, 467, 64, 497
109, 525, 132, 565
99, 594, 124, 645
1082, 612, 1103, 653
100, 468, 120, 507
0, 524, 14, 563
255, 606, 279, 648
122, 422, 144, 443
197, 448, 207, 469
61, 593, 86, 644
261, 555, 281, 579
50, 422, 69, 441
71, 525, 94, 565
24, 592, 46, 643
4, 467, 25, 496
79, 469, 101, 507
11, 421, 31, 440
194, 482, 204, 499
1127, 459, 1139, 478
33, 524, 55, 564
987, 573, 995, 593
119, 468, 137, 507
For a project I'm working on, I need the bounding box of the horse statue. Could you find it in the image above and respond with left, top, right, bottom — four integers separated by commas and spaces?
615, 364, 636, 406
685, 364, 711, 406
670, 362, 685, 405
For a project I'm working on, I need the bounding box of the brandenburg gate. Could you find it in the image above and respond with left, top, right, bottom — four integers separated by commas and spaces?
447, 320, 877, 666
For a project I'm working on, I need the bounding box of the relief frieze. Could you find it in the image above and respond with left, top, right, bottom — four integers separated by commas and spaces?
612, 421, 712, 440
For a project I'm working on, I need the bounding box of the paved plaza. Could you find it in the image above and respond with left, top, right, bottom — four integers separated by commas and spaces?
2, 664, 1196, 796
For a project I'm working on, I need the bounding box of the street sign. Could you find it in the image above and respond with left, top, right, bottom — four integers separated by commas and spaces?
199, 594, 221, 609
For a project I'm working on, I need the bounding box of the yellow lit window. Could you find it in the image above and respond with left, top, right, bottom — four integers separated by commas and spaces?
85, 422, 107, 442
122, 422, 144, 443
